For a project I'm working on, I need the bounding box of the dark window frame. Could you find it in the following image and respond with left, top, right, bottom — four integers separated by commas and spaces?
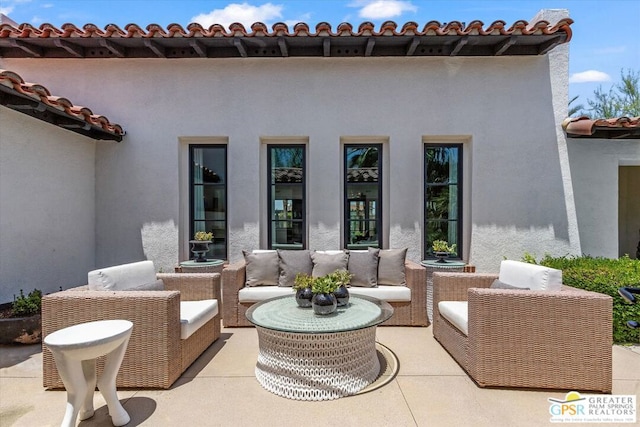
189, 144, 228, 260
267, 144, 307, 249
424, 143, 463, 260
343, 144, 383, 249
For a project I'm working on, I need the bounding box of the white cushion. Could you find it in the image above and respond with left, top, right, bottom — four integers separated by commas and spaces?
348, 285, 410, 302
180, 300, 218, 340
498, 260, 562, 291
314, 250, 345, 255
238, 284, 410, 303
238, 286, 293, 302
438, 301, 468, 336
88, 260, 156, 291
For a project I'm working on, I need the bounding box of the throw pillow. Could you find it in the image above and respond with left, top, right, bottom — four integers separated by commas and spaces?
122, 279, 165, 291
377, 248, 407, 286
348, 248, 380, 287
278, 250, 313, 287
243, 250, 279, 286
311, 251, 349, 277
490, 279, 530, 290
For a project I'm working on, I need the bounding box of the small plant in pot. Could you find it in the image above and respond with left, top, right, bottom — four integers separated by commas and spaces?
293, 273, 315, 308
328, 270, 352, 307
432, 240, 457, 263
190, 231, 213, 262
0, 289, 42, 344
311, 275, 339, 315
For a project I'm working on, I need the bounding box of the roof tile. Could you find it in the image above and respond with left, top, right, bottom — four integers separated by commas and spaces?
0, 69, 124, 140
563, 116, 640, 139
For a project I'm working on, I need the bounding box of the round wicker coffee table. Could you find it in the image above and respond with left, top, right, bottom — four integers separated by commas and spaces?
246, 294, 393, 401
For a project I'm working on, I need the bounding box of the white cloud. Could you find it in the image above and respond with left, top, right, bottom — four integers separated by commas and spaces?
350, 0, 417, 20
0, 7, 14, 15
569, 70, 612, 84
191, 2, 283, 29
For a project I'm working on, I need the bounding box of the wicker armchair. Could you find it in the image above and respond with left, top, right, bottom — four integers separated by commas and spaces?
222, 260, 427, 327
42, 273, 221, 389
433, 271, 612, 392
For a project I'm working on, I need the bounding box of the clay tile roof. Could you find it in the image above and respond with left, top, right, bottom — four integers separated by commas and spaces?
0, 18, 572, 58
0, 69, 124, 141
562, 116, 640, 140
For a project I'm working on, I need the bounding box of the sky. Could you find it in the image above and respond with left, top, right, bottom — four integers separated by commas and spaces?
1, 0, 638, 113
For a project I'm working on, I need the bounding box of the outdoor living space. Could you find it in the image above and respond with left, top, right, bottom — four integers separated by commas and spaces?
1, 325, 639, 427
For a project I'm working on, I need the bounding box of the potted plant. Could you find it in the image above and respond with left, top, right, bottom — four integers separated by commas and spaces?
432, 240, 457, 263
311, 275, 339, 315
190, 231, 213, 262
328, 270, 352, 307
293, 273, 315, 308
0, 289, 42, 344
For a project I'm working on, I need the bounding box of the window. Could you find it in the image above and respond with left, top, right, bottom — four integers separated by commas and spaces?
190, 145, 227, 259
268, 145, 306, 249
424, 144, 462, 259
344, 144, 382, 249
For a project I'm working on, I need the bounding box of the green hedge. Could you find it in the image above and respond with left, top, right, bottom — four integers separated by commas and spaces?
532, 255, 640, 344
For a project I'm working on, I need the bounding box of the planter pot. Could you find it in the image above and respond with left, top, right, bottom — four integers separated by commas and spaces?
334, 284, 350, 307
295, 287, 313, 308
189, 240, 212, 262
0, 314, 41, 344
311, 293, 337, 315
434, 251, 450, 263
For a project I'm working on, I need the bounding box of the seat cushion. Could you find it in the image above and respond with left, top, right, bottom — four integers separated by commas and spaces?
348, 285, 410, 302
180, 300, 219, 340
277, 249, 312, 287
88, 260, 157, 291
438, 301, 468, 336
498, 260, 562, 291
238, 286, 293, 302
348, 248, 380, 287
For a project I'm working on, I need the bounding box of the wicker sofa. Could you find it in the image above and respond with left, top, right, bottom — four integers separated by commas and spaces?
42, 261, 221, 389
433, 260, 612, 392
222, 249, 427, 327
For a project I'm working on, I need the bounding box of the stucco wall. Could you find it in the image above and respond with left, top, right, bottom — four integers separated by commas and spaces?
1, 10, 577, 274
619, 166, 640, 259
0, 107, 96, 303
568, 139, 640, 258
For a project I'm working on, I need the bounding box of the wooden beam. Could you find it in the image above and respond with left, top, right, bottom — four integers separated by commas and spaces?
365, 38, 375, 56
144, 39, 166, 58
277, 37, 288, 57
450, 36, 468, 56
405, 37, 420, 56
323, 38, 330, 57
6, 102, 47, 112
189, 40, 207, 57
494, 36, 517, 56
538, 35, 563, 55
53, 39, 84, 58
99, 39, 125, 57
233, 38, 247, 57
9, 39, 43, 57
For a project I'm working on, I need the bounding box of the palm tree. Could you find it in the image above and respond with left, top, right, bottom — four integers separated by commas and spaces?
568, 95, 585, 117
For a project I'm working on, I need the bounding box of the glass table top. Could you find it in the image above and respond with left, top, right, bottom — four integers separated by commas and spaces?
245, 294, 394, 334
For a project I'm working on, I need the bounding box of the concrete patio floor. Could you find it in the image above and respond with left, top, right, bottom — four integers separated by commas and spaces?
1, 325, 638, 427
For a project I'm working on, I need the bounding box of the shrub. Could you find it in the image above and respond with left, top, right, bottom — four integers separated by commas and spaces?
12, 289, 42, 317
532, 255, 640, 344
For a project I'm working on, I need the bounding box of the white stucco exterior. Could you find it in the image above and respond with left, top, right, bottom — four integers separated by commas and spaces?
567, 139, 640, 258
5, 9, 621, 303
0, 107, 96, 303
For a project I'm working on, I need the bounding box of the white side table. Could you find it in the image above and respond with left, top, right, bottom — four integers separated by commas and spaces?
421, 260, 467, 324
175, 259, 224, 274
44, 320, 133, 427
